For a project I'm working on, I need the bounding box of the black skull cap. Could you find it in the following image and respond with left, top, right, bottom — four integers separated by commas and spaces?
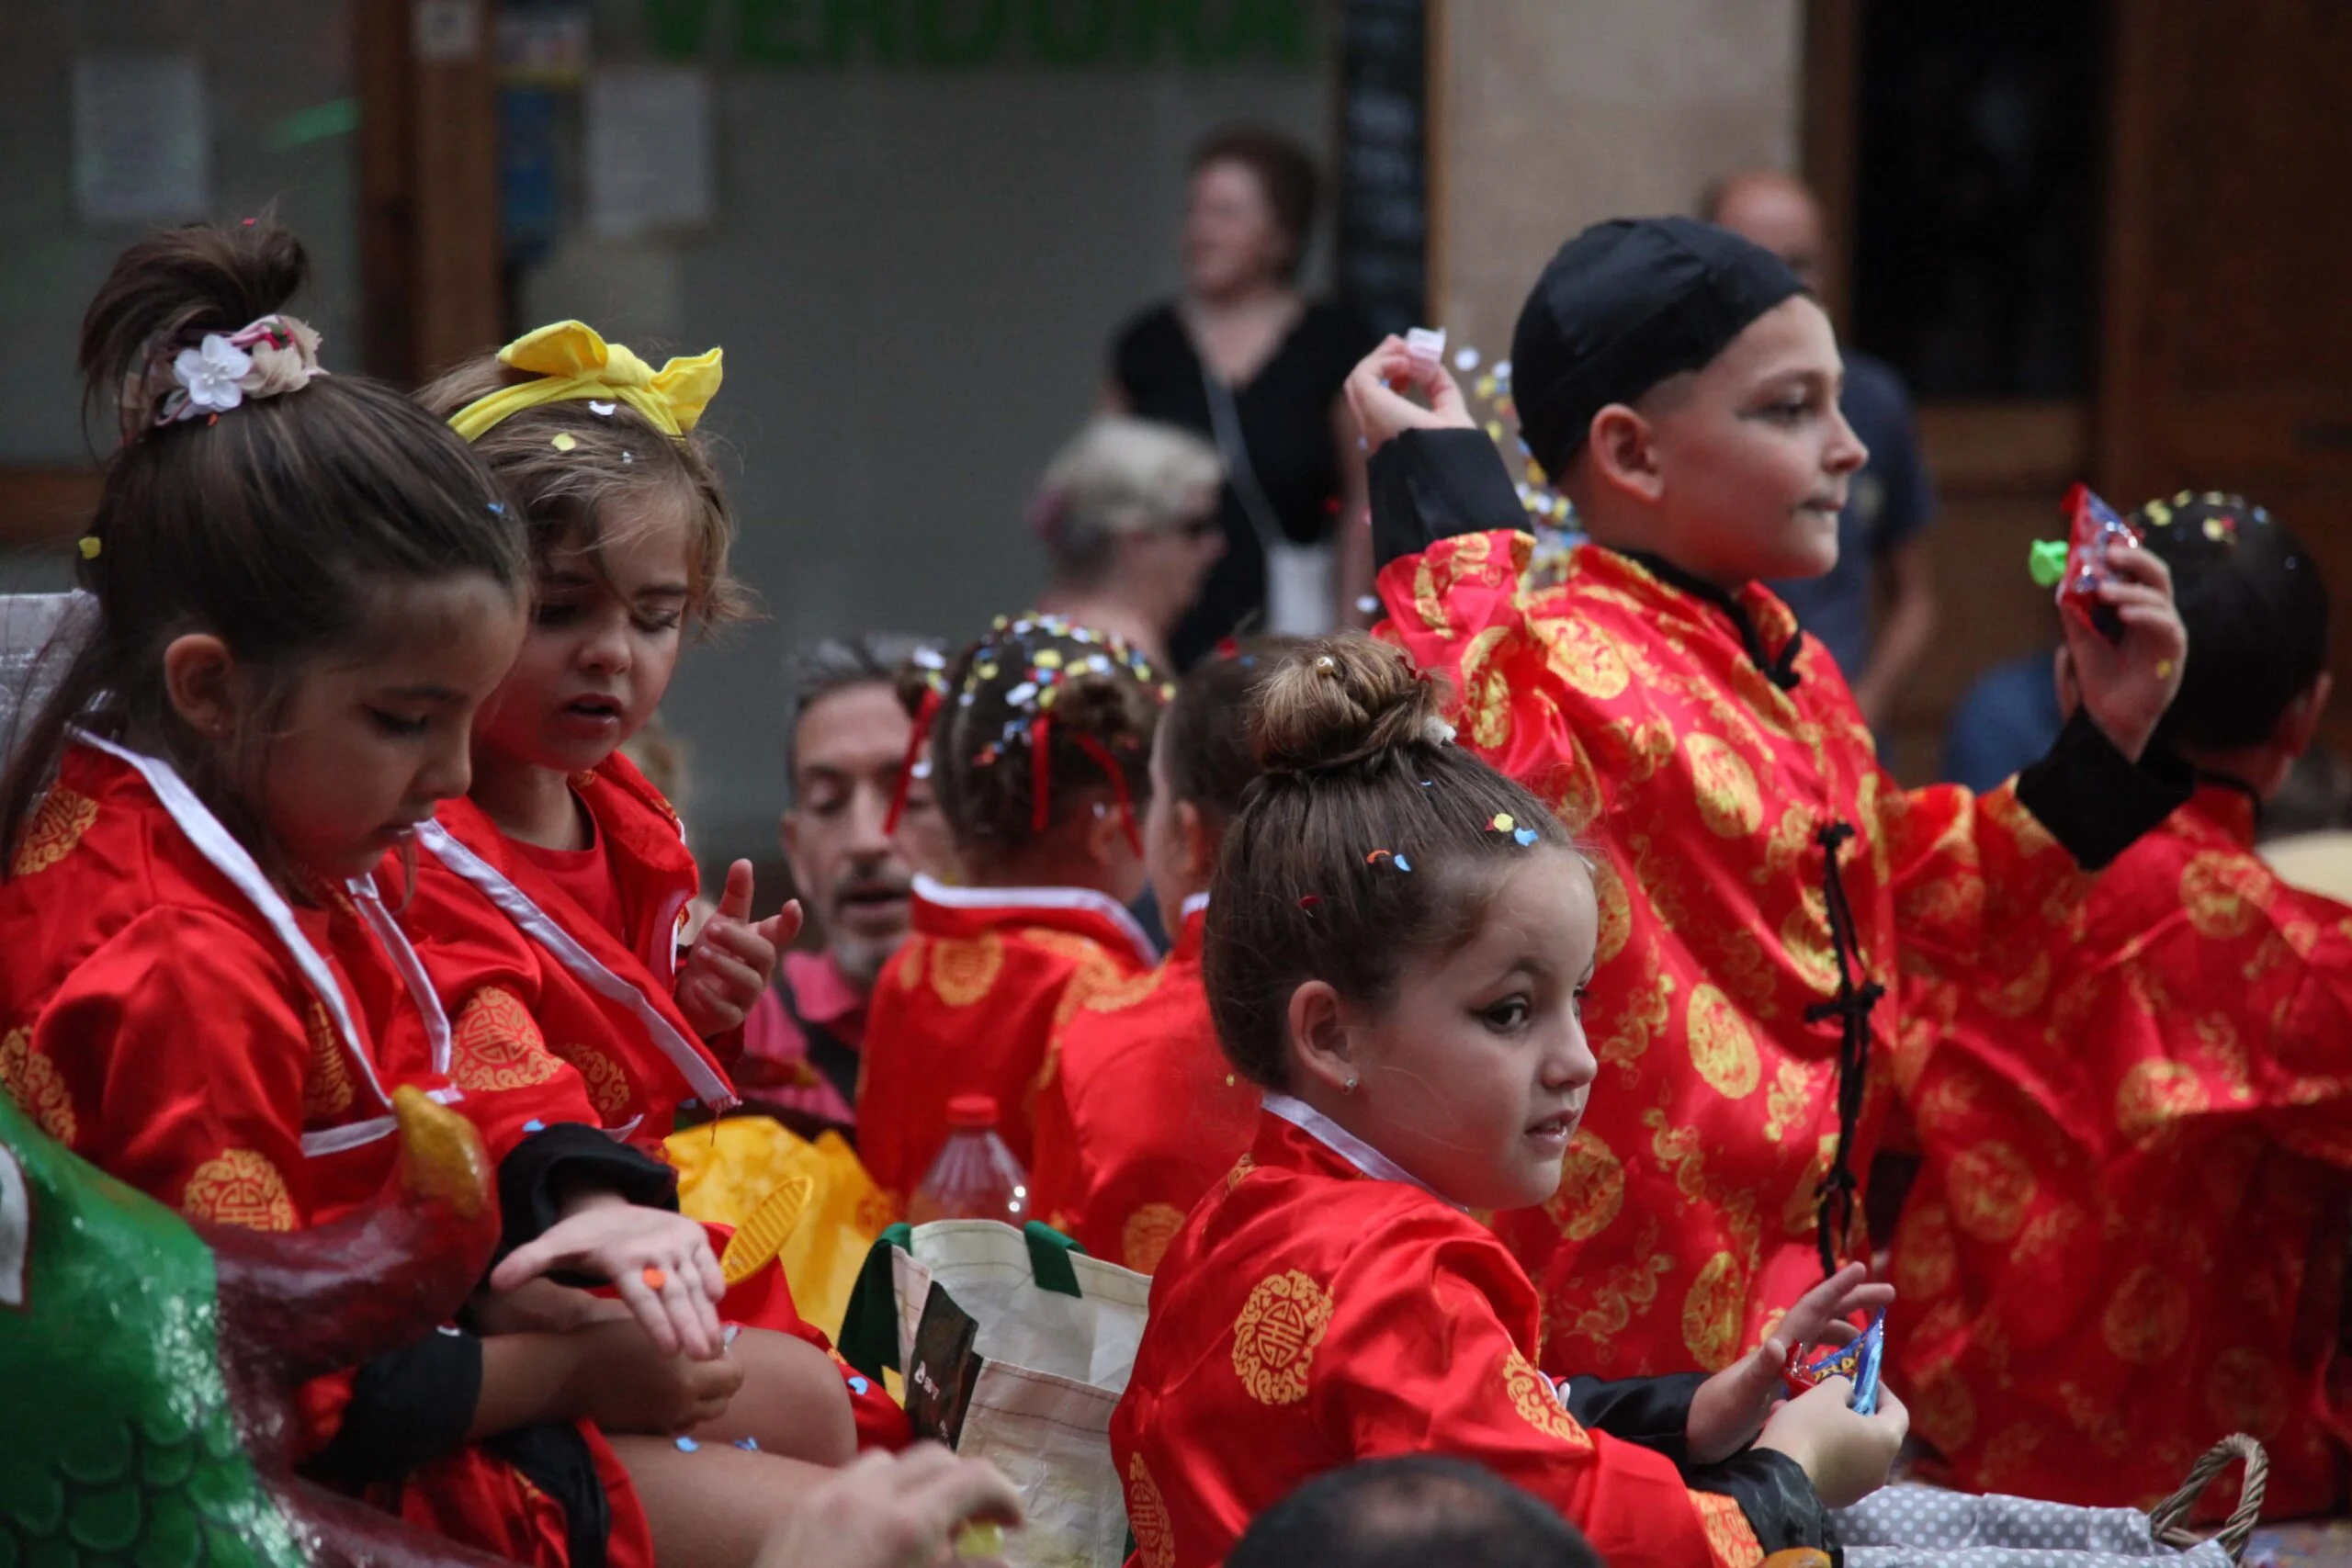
1510, 216, 1806, 480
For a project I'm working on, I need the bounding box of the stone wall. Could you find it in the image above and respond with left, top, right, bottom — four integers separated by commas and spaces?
1432, 0, 1803, 355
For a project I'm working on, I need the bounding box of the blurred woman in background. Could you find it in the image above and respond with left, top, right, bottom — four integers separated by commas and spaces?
1106, 127, 1374, 664
1033, 414, 1226, 674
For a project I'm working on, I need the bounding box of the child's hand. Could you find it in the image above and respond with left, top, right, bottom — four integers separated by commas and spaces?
490, 1197, 727, 1359
752, 1445, 1025, 1568
1344, 335, 1476, 456
1685, 1262, 1894, 1462
678, 860, 802, 1038
563, 1317, 746, 1436
2054, 542, 2187, 762
1756, 1377, 1908, 1509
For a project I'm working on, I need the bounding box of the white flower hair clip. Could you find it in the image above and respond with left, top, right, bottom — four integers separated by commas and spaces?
128, 314, 326, 435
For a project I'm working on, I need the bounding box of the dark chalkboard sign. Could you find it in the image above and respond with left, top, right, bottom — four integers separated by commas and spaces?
1336, 0, 1429, 339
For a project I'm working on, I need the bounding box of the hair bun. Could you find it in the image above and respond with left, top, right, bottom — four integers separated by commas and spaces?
1252, 635, 1449, 775
80, 220, 309, 423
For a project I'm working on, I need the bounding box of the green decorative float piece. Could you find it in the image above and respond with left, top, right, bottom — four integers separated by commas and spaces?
0, 1084, 514, 1566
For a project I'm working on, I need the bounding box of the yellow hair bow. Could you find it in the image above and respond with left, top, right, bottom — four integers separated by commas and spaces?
447, 320, 723, 443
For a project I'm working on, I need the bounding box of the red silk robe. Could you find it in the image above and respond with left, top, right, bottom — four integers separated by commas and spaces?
398, 763, 906, 1449
1889, 783, 2352, 1514
0, 739, 655, 1568
399, 753, 738, 1160
1113, 1101, 1775, 1568
1028, 897, 1260, 1270
857, 875, 1156, 1212
1380, 531, 2103, 1378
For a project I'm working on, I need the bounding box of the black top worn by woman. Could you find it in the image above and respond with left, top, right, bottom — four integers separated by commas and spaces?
1113, 299, 1374, 667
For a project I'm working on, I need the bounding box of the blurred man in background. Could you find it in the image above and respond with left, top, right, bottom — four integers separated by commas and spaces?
740, 634, 955, 1134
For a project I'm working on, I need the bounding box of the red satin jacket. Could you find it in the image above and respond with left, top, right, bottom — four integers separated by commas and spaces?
1891, 782, 2352, 1514
1028, 898, 1260, 1270
1113, 1102, 1775, 1568
857, 875, 1156, 1213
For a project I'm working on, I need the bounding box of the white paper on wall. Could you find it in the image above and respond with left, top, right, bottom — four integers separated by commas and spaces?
73, 54, 210, 224
586, 66, 714, 240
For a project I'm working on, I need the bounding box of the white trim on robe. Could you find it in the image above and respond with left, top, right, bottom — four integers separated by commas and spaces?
72, 731, 458, 1157
414, 818, 738, 1116
911, 872, 1158, 968
1261, 1092, 1469, 1213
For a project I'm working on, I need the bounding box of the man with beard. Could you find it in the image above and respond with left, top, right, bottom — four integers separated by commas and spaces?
740, 634, 956, 1135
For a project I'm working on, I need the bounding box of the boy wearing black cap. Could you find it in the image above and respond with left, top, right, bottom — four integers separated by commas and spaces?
1348, 217, 2191, 1384
1891, 491, 2352, 1517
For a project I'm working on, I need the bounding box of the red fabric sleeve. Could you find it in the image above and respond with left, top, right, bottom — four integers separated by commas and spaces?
1027, 1022, 1091, 1242
1879, 779, 2099, 1017
412, 918, 606, 1164
33, 907, 372, 1460
39, 906, 323, 1232
1374, 530, 1612, 813
1317, 1211, 1762, 1568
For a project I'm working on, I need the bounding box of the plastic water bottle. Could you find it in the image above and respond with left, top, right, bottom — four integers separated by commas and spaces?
909, 1093, 1031, 1226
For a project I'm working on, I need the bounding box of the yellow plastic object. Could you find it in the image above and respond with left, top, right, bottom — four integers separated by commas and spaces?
952, 1522, 1005, 1560
665, 1116, 896, 1338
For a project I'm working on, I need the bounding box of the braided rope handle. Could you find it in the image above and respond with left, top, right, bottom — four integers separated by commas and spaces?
2147, 1432, 2267, 1561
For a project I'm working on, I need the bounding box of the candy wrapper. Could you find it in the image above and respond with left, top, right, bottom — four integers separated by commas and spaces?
1404, 325, 1447, 380
1782, 1307, 1886, 1414
2029, 483, 2141, 642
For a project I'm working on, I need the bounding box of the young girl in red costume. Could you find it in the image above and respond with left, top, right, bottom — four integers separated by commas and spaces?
1027, 639, 1290, 1269
406, 323, 908, 1461
856, 615, 1163, 1212
0, 222, 819, 1568
410, 321, 778, 1155
1113, 637, 1904, 1568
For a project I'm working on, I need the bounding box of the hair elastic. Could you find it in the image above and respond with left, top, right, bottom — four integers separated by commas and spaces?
123, 312, 325, 438
881, 681, 944, 837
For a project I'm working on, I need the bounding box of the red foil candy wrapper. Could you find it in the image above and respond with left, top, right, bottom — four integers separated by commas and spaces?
1781, 1307, 1886, 1414
2056, 483, 2142, 641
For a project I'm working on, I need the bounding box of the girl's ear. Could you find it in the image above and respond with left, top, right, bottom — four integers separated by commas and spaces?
1080, 792, 1128, 871
1177, 799, 1216, 887
162, 633, 238, 741
1283, 978, 1356, 1098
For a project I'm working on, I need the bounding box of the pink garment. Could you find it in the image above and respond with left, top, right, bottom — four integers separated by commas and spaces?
739, 948, 867, 1128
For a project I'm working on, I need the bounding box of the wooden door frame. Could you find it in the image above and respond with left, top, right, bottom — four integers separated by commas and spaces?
356, 0, 503, 386
0, 0, 501, 552
1799, 0, 2094, 496
1799, 0, 1860, 339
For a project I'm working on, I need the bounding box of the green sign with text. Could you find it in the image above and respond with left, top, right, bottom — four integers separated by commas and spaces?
645, 0, 1315, 69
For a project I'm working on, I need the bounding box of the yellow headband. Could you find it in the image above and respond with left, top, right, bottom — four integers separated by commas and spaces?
447, 320, 722, 443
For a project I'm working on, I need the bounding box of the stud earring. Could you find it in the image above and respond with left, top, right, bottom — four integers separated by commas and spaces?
1343, 1076, 1360, 1094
